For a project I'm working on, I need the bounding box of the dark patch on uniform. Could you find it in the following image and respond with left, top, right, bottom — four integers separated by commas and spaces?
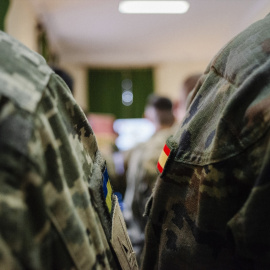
172, 203, 185, 229
42, 93, 55, 112
205, 130, 216, 148
170, 202, 226, 257
72, 192, 90, 209
45, 145, 63, 192
0, 113, 33, 156
73, 106, 92, 139
41, 225, 76, 269
261, 39, 270, 54
62, 215, 84, 244
86, 228, 91, 236
177, 130, 192, 154
151, 210, 168, 245
0, 95, 9, 108
47, 113, 79, 188
182, 94, 202, 126
255, 161, 270, 187
194, 228, 226, 258
25, 182, 47, 234
0, 202, 26, 240
163, 165, 194, 189
92, 252, 106, 270
166, 230, 178, 251
204, 165, 210, 174
96, 253, 106, 267
158, 209, 168, 224
201, 178, 215, 188
86, 228, 92, 245
59, 145, 79, 188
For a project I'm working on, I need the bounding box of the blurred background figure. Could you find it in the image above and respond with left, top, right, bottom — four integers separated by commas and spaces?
51, 66, 74, 95
123, 94, 175, 265
173, 73, 202, 123
87, 112, 127, 205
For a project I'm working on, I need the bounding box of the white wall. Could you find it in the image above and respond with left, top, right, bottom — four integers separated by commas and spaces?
4, 0, 209, 113
154, 61, 208, 102
5, 0, 89, 110
5, 0, 38, 52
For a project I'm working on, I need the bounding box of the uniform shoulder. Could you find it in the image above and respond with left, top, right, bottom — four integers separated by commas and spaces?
0, 31, 53, 113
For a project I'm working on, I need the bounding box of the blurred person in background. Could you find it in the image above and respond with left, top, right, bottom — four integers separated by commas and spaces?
51, 66, 74, 95
0, 30, 138, 270
173, 73, 202, 123
141, 14, 270, 270
123, 94, 175, 265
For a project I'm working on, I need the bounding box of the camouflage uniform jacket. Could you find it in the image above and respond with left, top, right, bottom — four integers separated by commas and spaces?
141, 14, 270, 270
124, 127, 173, 263
0, 31, 138, 270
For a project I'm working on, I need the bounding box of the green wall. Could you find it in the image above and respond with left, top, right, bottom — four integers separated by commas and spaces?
88, 68, 154, 119
0, 0, 9, 31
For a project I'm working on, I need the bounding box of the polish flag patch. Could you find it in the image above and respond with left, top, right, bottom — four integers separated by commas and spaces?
157, 144, 171, 173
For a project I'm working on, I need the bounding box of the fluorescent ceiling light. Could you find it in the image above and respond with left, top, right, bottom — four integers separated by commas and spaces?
119, 1, 190, 14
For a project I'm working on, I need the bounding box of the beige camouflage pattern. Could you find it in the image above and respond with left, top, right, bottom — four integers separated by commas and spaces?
142, 14, 270, 269
0, 31, 137, 270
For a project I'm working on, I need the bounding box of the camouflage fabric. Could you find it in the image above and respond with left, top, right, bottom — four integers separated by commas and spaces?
123, 128, 173, 264
0, 31, 138, 270
141, 14, 270, 270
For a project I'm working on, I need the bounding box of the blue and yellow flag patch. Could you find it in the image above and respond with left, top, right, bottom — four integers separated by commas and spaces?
103, 167, 113, 213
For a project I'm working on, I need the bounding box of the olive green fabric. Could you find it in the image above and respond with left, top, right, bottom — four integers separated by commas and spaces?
0, 31, 138, 270
142, 14, 270, 270
123, 128, 173, 265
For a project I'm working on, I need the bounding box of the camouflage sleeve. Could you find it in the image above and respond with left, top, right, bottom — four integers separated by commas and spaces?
227, 129, 270, 266
141, 14, 270, 270
0, 114, 45, 269
0, 30, 138, 269
0, 92, 79, 269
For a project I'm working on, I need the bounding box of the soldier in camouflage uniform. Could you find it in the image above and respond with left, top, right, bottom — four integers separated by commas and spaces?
123, 96, 175, 265
0, 31, 138, 270
141, 14, 270, 269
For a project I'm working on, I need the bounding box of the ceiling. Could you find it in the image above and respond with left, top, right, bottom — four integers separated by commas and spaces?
29, 0, 270, 67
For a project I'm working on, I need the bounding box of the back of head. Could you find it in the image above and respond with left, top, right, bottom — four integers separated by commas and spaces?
175, 73, 202, 122
52, 67, 74, 94
144, 95, 175, 129
182, 73, 202, 99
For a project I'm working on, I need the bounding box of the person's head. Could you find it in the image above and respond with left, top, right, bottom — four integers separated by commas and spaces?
144, 94, 175, 131
174, 73, 202, 122
52, 67, 74, 94
182, 73, 202, 100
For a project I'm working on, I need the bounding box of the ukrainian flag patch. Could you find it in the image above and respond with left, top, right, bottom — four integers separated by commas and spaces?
157, 144, 171, 173
103, 167, 113, 213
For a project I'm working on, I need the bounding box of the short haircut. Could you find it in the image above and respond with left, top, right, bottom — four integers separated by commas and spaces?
145, 95, 174, 126
182, 73, 202, 97
146, 94, 173, 111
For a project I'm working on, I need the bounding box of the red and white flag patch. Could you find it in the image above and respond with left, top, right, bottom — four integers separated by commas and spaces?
157, 144, 171, 173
